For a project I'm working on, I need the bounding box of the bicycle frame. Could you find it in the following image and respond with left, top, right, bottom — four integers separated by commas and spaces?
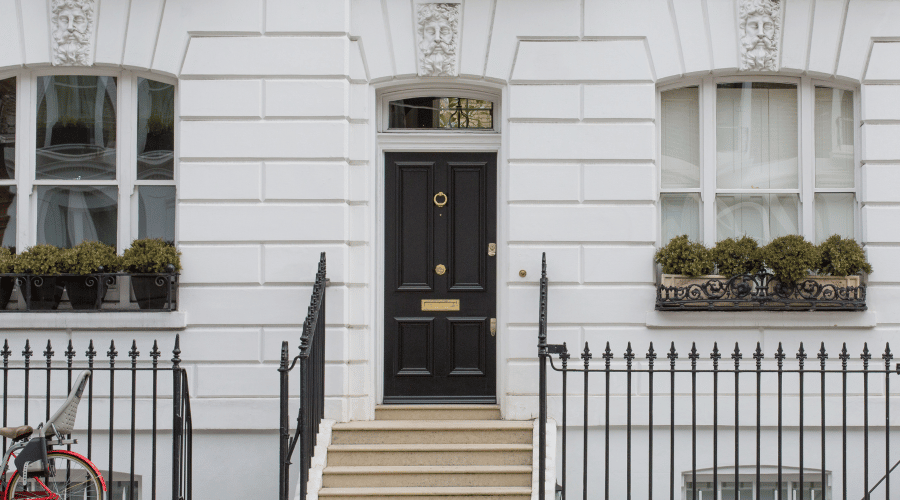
0, 437, 104, 500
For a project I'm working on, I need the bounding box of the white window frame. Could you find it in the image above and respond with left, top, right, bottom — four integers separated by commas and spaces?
0, 67, 177, 253
657, 76, 860, 248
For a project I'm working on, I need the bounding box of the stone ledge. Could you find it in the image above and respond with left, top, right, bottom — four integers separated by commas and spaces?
0, 312, 187, 330
646, 310, 877, 329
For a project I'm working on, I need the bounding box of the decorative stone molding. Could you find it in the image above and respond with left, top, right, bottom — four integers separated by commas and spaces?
50, 0, 96, 66
738, 0, 782, 71
416, 3, 460, 77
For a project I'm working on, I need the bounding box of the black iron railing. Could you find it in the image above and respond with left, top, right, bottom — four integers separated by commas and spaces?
280, 252, 327, 500
656, 271, 866, 311
0, 334, 191, 500
0, 271, 179, 311
539, 254, 897, 500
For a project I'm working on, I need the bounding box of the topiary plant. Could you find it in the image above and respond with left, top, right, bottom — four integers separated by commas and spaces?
13, 244, 62, 275
122, 238, 182, 273
712, 236, 763, 277
0, 248, 13, 273
760, 235, 821, 284
655, 235, 714, 277
818, 234, 872, 276
59, 241, 121, 275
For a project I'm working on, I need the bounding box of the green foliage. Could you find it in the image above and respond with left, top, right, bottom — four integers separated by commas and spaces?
760, 235, 821, 284
122, 239, 182, 274
60, 241, 121, 275
0, 248, 13, 273
655, 235, 714, 277
712, 236, 763, 277
13, 245, 63, 275
818, 235, 872, 276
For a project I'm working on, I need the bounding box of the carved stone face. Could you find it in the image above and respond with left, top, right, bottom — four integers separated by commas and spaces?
55, 6, 88, 44
416, 3, 459, 77
739, 3, 779, 71
51, 0, 93, 66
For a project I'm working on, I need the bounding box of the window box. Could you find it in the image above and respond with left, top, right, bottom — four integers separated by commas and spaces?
656, 271, 865, 311
0, 272, 178, 312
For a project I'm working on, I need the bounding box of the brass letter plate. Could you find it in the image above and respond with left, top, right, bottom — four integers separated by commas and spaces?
421, 299, 460, 311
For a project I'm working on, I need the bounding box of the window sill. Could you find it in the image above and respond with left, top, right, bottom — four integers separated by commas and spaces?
0, 311, 187, 330
647, 310, 876, 329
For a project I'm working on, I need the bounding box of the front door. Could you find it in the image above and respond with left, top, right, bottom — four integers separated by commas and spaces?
384, 152, 497, 403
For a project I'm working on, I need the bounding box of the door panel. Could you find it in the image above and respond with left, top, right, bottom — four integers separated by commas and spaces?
384, 152, 496, 403
396, 163, 434, 291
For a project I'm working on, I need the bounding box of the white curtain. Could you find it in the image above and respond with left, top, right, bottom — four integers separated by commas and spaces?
815, 193, 854, 243
716, 193, 799, 243
815, 87, 854, 188
661, 87, 700, 189
661, 193, 700, 243
716, 84, 799, 190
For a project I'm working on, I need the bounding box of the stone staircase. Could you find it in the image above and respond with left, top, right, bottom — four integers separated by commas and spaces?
318, 405, 533, 500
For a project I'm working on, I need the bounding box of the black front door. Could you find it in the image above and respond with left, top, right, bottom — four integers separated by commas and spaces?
384, 152, 497, 404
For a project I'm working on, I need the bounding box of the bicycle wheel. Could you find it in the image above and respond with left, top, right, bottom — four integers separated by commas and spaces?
5, 451, 104, 500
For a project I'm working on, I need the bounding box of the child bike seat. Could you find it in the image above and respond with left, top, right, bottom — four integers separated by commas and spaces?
40, 370, 90, 436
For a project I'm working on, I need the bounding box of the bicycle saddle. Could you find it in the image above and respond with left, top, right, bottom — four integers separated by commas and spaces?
0, 426, 31, 441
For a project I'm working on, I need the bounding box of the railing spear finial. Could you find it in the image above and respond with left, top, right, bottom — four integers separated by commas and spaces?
797, 342, 807, 369
23, 339, 32, 363
65, 340, 76, 365
689, 342, 699, 369
839, 342, 849, 370
172, 334, 182, 369
711, 342, 721, 368
129, 340, 140, 367
883, 343, 893, 370
602, 342, 613, 369
753, 342, 763, 369
151, 340, 161, 367
668, 342, 678, 369
44, 340, 54, 366
624, 342, 634, 368
862, 342, 872, 369
646, 342, 657, 369
818, 342, 828, 369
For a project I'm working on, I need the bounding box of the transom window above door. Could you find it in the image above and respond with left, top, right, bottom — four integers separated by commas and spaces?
659, 78, 857, 246
388, 97, 493, 130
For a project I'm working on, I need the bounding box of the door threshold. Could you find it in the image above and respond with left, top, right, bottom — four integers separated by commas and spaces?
382, 396, 497, 405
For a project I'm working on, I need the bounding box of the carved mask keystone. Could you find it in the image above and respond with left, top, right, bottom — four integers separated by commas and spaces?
738, 0, 782, 71
51, 0, 96, 66
416, 3, 460, 77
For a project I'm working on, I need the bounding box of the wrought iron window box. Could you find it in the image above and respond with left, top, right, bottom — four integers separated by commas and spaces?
0, 272, 179, 312
656, 271, 866, 311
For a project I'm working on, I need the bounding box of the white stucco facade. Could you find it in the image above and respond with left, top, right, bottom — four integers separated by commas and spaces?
2, 0, 900, 497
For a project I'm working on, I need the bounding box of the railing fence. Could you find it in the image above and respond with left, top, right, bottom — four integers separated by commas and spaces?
280, 252, 327, 500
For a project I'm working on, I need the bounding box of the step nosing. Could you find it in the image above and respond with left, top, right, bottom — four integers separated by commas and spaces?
328, 444, 532, 450
324, 465, 532, 473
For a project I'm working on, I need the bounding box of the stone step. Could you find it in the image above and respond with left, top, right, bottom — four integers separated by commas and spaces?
322, 466, 532, 488
326, 444, 533, 467
331, 420, 532, 444
317, 486, 532, 500
375, 405, 501, 421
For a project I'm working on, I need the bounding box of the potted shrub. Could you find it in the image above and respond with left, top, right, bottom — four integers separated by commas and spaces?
0, 248, 13, 309
59, 241, 120, 310
712, 236, 763, 278
816, 234, 872, 288
122, 239, 181, 310
655, 235, 716, 287
759, 235, 821, 285
13, 244, 64, 310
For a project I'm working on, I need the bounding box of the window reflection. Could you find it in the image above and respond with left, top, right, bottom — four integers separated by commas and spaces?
137, 78, 174, 180
138, 186, 175, 242
35, 76, 117, 181
36, 186, 117, 248
0, 77, 15, 180
0, 186, 14, 251
389, 97, 493, 129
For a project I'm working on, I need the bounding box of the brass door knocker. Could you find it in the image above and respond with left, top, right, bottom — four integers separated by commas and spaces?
433, 192, 448, 207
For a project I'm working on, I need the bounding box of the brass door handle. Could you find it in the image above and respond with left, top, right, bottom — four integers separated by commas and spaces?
435, 264, 446, 275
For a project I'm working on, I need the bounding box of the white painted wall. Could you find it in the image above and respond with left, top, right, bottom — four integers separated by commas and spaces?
0, 0, 899, 497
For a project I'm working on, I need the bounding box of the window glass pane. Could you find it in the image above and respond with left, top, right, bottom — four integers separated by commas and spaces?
758, 482, 788, 500
389, 97, 493, 129
661, 193, 700, 243
138, 186, 175, 242
815, 86, 854, 188
661, 87, 700, 189
815, 192, 854, 243
137, 78, 174, 180
0, 186, 14, 252
716, 83, 798, 189
36, 186, 117, 248
721, 482, 753, 500
35, 76, 117, 180
716, 193, 799, 243
0, 77, 15, 180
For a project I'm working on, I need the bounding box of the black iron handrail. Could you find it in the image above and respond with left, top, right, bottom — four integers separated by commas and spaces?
539, 254, 896, 500
280, 252, 327, 500
0, 334, 191, 500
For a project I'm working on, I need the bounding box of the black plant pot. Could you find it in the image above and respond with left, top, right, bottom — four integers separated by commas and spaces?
0, 276, 13, 309
23, 276, 64, 310
60, 275, 109, 310
131, 274, 171, 310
